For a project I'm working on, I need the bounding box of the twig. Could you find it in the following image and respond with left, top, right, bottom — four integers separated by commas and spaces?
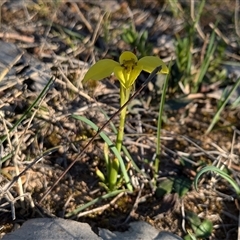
62, 194, 74, 217
209, 22, 231, 46
89, 14, 104, 47
190, 0, 205, 40
38, 7, 58, 54
76, 191, 124, 218
71, 2, 93, 33
229, 129, 236, 169
181, 199, 186, 233
122, 183, 144, 224
225, 51, 240, 61
0, 32, 34, 43
238, 202, 240, 240
235, 0, 240, 38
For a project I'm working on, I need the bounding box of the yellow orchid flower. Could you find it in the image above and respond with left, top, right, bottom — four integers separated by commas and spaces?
82, 51, 169, 89
82, 51, 169, 191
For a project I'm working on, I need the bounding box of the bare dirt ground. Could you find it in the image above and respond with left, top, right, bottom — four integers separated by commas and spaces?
0, 1, 240, 239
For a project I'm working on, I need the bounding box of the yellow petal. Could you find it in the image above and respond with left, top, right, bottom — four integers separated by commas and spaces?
114, 65, 142, 89
114, 66, 127, 88
126, 65, 142, 88
119, 51, 138, 65
82, 59, 119, 84
138, 56, 169, 74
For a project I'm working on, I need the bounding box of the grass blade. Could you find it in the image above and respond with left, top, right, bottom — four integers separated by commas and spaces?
194, 30, 216, 92
154, 64, 171, 179
206, 77, 240, 134
194, 165, 240, 195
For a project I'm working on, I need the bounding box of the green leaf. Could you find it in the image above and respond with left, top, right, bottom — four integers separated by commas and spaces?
185, 210, 202, 231
195, 219, 213, 238
96, 168, 106, 183
184, 232, 197, 240
173, 175, 192, 197
156, 178, 174, 198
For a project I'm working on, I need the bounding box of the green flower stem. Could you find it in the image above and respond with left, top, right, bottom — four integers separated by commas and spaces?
154, 71, 170, 180
108, 84, 131, 190
109, 157, 120, 190
116, 85, 131, 152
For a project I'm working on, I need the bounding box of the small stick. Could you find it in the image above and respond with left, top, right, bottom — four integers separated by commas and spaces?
0, 32, 34, 43
76, 191, 124, 218
122, 183, 144, 224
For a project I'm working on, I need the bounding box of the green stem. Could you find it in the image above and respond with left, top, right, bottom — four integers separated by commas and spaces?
109, 85, 131, 191
154, 70, 170, 183
116, 85, 131, 152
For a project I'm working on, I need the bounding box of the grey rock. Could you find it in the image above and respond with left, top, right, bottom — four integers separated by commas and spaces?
3, 218, 183, 240
0, 40, 23, 82
99, 221, 183, 240
2, 218, 102, 240
157, 231, 183, 240
0, 40, 51, 92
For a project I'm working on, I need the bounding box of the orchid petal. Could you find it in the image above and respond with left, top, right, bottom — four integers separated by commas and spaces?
119, 51, 138, 65
138, 56, 169, 74
82, 59, 119, 84
126, 65, 142, 88
114, 66, 127, 88
114, 65, 142, 89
